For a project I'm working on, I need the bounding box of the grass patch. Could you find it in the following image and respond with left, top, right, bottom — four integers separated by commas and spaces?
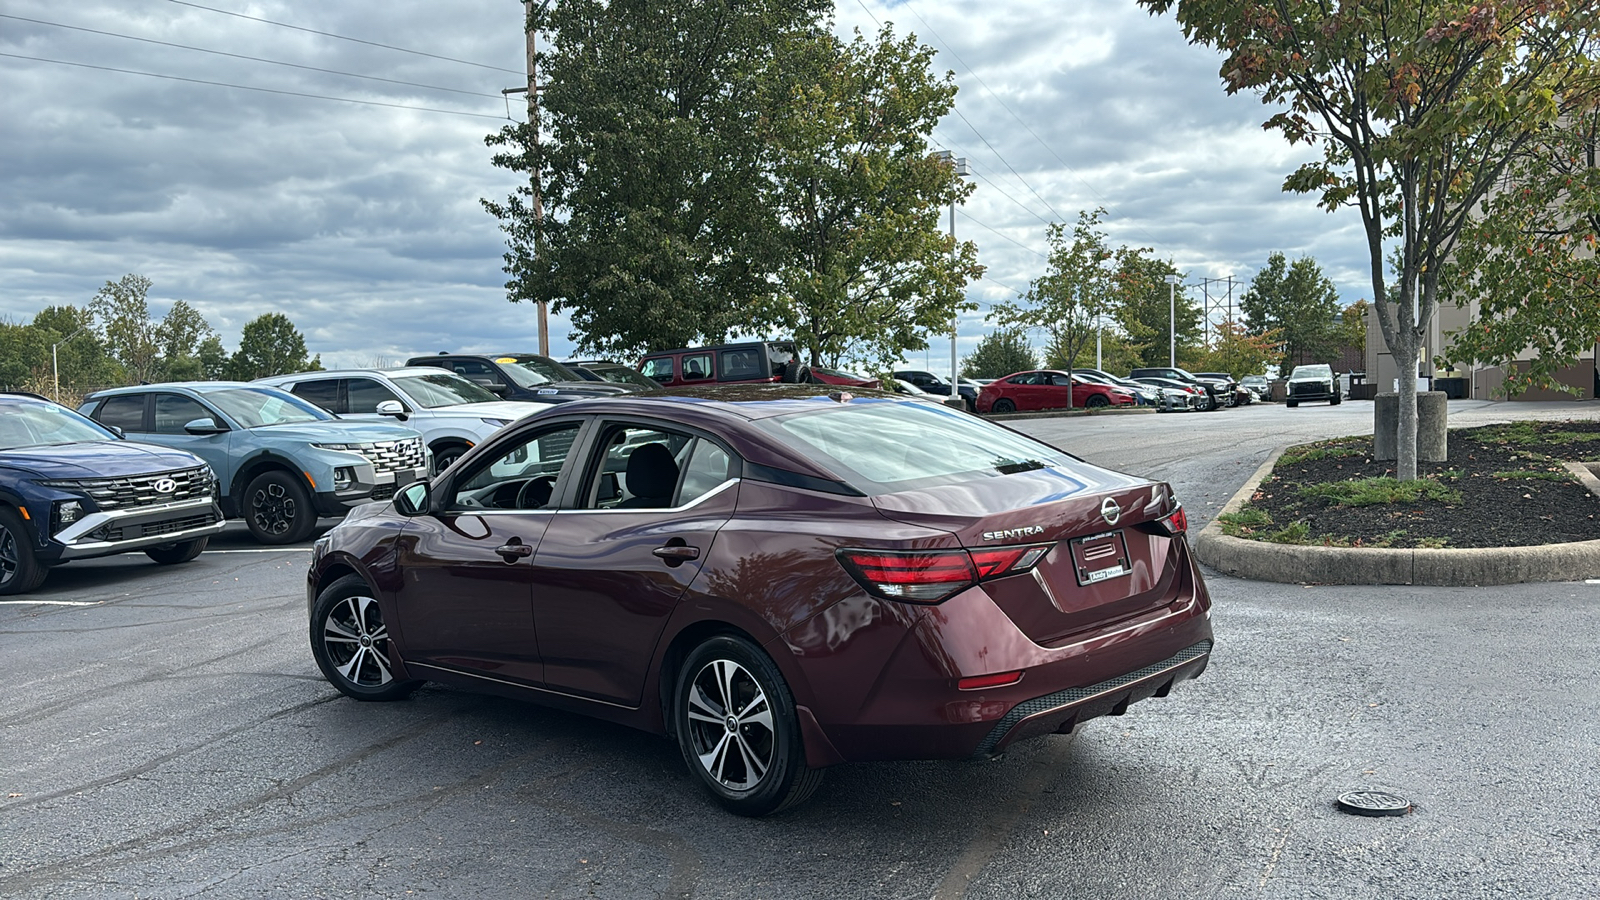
1491, 469, 1572, 482
1298, 476, 1463, 507
1416, 536, 1450, 549
1468, 422, 1597, 446
1278, 436, 1368, 466
1265, 521, 1310, 544
1218, 507, 1272, 537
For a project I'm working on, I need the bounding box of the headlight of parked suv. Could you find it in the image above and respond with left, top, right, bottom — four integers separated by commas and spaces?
52, 499, 84, 535
313, 443, 372, 452
480, 417, 512, 427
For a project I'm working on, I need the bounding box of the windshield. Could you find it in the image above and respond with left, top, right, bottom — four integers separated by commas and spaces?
757, 400, 1074, 492
1291, 366, 1332, 379
500, 355, 580, 387
200, 387, 333, 428
590, 365, 660, 389
392, 372, 498, 408
0, 400, 118, 449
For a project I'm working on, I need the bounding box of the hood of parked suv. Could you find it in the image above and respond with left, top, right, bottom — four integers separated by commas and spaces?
427, 400, 553, 422
251, 421, 422, 444
0, 440, 209, 479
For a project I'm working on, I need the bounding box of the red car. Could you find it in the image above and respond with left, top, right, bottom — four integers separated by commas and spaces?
306, 386, 1213, 815
807, 367, 881, 389
976, 370, 1138, 414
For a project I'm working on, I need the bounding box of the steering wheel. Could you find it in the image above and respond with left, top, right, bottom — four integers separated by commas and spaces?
515, 475, 557, 510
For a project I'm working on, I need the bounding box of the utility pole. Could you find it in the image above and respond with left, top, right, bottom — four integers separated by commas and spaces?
504, 1, 550, 355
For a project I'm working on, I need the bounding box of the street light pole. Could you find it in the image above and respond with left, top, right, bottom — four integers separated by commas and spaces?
935, 150, 970, 408
52, 327, 87, 403
1164, 274, 1182, 368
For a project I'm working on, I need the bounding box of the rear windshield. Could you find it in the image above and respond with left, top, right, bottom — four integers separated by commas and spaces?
755, 400, 1074, 493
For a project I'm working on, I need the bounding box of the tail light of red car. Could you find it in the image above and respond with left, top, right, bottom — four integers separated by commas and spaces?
1151, 505, 1188, 536
836, 544, 1053, 604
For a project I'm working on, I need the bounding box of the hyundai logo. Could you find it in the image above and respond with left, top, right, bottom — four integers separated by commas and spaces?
1100, 497, 1122, 526
153, 478, 178, 494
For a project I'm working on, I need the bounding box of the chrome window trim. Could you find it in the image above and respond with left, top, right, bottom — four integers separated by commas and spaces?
554, 476, 738, 516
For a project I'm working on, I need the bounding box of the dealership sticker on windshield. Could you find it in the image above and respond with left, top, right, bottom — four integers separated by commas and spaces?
1071, 530, 1130, 586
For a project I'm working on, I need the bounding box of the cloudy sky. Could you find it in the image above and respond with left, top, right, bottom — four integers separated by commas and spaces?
0, 0, 1372, 376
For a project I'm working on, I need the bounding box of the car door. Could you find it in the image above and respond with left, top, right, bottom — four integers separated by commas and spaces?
392, 419, 587, 686
529, 420, 738, 706
150, 392, 235, 485
1010, 371, 1048, 410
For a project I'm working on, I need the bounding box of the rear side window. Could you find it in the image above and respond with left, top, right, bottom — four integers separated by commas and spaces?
719, 349, 762, 381
680, 354, 713, 382
289, 379, 342, 413
640, 357, 674, 381
95, 394, 147, 431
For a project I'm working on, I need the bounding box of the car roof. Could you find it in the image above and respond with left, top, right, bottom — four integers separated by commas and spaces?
641, 341, 792, 357
259, 367, 460, 381
86, 381, 260, 398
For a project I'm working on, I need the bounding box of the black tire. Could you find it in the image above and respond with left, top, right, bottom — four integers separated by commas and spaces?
1208, 392, 1227, 411
0, 507, 48, 596
145, 537, 208, 565
244, 470, 316, 545
1287, 398, 1299, 408
674, 634, 823, 817
1085, 394, 1110, 409
1331, 393, 1342, 406
782, 363, 811, 384
992, 398, 1016, 414
310, 574, 422, 701
431, 443, 468, 475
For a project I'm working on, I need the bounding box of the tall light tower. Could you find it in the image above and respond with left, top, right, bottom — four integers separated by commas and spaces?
935, 150, 970, 408
1164, 274, 1182, 367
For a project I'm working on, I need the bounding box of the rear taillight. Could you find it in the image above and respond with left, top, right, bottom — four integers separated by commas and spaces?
1154, 505, 1188, 536
837, 544, 1054, 604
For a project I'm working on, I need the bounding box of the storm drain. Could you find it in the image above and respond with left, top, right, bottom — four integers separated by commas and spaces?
1336, 790, 1412, 817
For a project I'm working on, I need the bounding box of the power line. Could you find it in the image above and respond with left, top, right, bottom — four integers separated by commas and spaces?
968, 167, 1054, 228
165, 0, 525, 76
1, 14, 505, 100
958, 210, 1049, 260
947, 102, 1065, 223
0, 52, 515, 121
982, 275, 1024, 296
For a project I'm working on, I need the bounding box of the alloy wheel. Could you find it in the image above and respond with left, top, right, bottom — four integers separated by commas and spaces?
320, 594, 396, 687
251, 482, 296, 536
0, 523, 16, 587
685, 658, 775, 792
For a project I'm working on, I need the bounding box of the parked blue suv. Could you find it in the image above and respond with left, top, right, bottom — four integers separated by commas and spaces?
0, 392, 224, 595
81, 383, 428, 545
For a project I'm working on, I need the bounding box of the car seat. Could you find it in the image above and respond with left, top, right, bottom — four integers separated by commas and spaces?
617, 443, 680, 509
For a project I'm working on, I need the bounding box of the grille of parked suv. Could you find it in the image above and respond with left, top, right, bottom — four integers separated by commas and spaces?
1290, 382, 1327, 396
101, 511, 221, 543
354, 437, 425, 475
44, 466, 216, 511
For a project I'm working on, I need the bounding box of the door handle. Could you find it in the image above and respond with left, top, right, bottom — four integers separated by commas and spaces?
495, 539, 534, 563
652, 544, 700, 561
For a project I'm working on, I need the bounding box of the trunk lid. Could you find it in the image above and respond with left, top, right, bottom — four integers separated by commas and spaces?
871, 463, 1185, 644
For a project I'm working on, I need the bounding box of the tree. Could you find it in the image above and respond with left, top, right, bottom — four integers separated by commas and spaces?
1337, 299, 1369, 363
196, 335, 230, 381
89, 274, 162, 384
1441, 106, 1600, 395
962, 328, 1037, 379
759, 26, 982, 370
1239, 253, 1341, 375
32, 305, 123, 395
1140, 0, 1600, 479
229, 314, 318, 380
1113, 254, 1203, 368
155, 300, 217, 380
1195, 320, 1282, 378
484, 0, 829, 359
992, 209, 1125, 409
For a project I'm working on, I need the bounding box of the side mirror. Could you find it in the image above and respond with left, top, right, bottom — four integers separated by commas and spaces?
375, 399, 408, 420
486, 383, 509, 397
183, 417, 227, 436
106, 424, 125, 439
394, 482, 431, 517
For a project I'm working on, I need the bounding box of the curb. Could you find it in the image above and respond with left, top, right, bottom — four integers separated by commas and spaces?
1192, 447, 1600, 586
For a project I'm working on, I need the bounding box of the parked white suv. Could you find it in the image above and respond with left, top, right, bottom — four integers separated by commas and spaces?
257, 368, 553, 473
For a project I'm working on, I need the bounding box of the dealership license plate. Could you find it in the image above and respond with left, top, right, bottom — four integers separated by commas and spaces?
1071, 530, 1131, 586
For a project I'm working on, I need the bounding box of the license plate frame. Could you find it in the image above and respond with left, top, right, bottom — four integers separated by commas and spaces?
1071, 529, 1131, 586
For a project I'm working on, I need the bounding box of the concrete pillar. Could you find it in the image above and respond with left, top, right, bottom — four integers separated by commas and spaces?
1373, 391, 1448, 462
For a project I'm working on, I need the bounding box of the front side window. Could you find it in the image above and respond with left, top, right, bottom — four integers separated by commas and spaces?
153, 394, 217, 434
346, 378, 403, 414
449, 423, 581, 511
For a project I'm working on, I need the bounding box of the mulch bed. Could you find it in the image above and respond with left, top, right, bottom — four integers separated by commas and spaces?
1223, 421, 1600, 549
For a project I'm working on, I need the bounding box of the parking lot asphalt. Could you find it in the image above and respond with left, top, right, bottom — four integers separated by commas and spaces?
2, 399, 1598, 899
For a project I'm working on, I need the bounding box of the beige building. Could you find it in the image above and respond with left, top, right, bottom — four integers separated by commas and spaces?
1364, 297, 1597, 401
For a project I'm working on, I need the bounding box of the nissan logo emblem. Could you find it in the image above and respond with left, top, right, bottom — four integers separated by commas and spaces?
1100, 497, 1122, 526
153, 478, 178, 494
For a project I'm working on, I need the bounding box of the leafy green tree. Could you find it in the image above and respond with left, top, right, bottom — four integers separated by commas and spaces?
484, 0, 829, 359
1113, 254, 1202, 368
961, 328, 1037, 379
1442, 107, 1600, 395
1239, 253, 1341, 375
228, 314, 318, 380
155, 300, 217, 380
1337, 299, 1369, 363
196, 335, 230, 380
31, 305, 124, 395
1140, 0, 1600, 479
1195, 320, 1281, 379
992, 209, 1127, 408
0, 322, 50, 389
760, 26, 982, 369
89, 274, 162, 384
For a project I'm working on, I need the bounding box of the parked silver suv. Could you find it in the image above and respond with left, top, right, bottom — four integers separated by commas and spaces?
257, 368, 554, 473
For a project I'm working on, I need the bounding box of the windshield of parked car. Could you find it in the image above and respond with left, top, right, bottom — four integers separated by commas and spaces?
392, 372, 498, 408
0, 400, 118, 449
503, 355, 580, 387
589, 365, 661, 389
1291, 365, 1332, 379
759, 400, 1075, 491
199, 387, 333, 428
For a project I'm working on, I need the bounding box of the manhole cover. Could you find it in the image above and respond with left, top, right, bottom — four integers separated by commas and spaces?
1336, 790, 1411, 817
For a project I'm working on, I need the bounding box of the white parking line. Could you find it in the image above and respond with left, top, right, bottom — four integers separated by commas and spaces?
206, 548, 312, 554
0, 600, 102, 606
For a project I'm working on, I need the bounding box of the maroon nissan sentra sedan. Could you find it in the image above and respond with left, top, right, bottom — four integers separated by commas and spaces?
306, 385, 1213, 815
